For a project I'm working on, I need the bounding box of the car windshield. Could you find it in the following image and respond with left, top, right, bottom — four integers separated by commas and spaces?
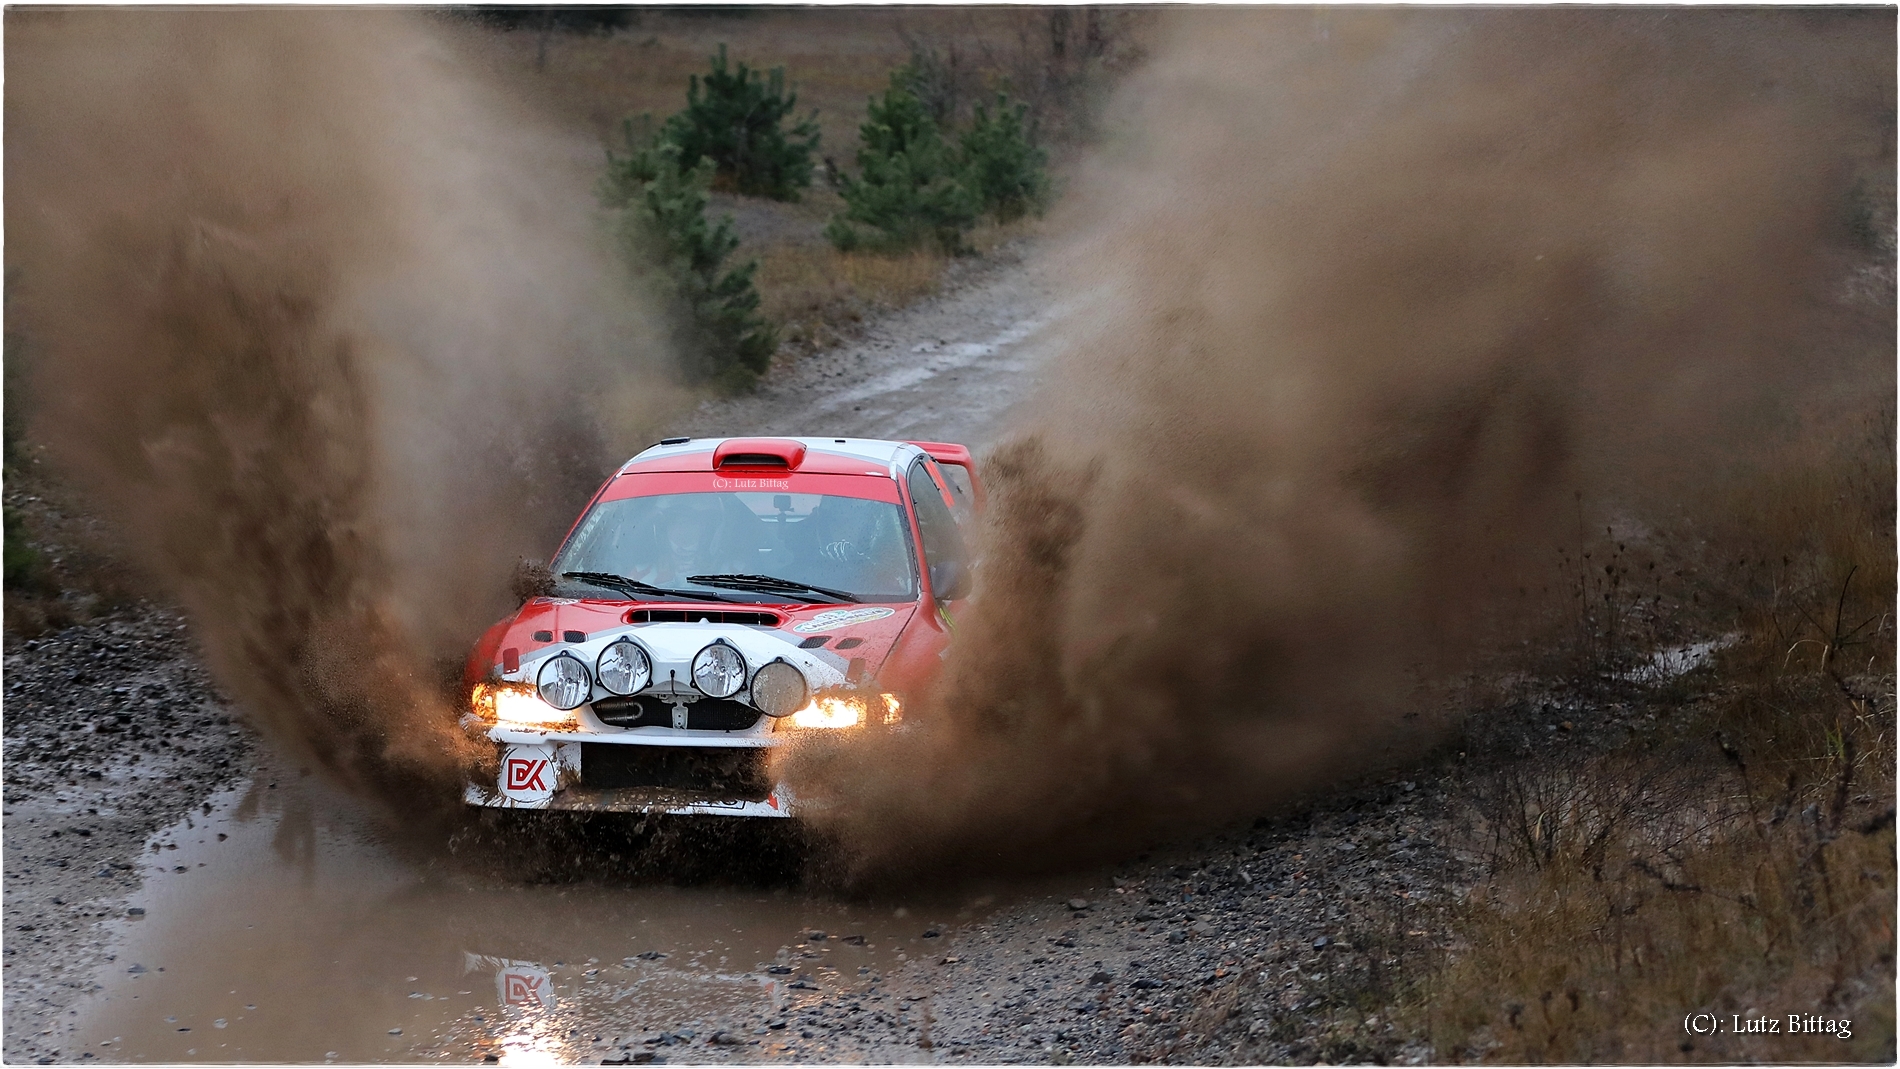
552, 491, 917, 603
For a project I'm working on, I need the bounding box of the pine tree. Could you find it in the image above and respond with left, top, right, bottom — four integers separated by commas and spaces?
663, 45, 820, 202
960, 93, 1049, 223
603, 123, 777, 387
825, 67, 978, 254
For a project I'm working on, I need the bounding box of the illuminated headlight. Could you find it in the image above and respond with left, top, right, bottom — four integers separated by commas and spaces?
786, 694, 867, 730
751, 661, 809, 718
781, 691, 904, 730
536, 653, 592, 710
691, 642, 746, 699
470, 682, 574, 728
470, 681, 528, 719
595, 639, 652, 696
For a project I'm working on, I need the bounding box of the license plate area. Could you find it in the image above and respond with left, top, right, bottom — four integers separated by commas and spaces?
579, 743, 772, 800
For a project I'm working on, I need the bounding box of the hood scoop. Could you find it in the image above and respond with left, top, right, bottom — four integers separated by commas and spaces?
627, 608, 783, 627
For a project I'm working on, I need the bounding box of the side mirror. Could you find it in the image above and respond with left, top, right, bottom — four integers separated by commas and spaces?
930, 558, 971, 602
511, 558, 555, 602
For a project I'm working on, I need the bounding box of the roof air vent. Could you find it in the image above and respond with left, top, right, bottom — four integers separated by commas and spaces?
712, 438, 806, 470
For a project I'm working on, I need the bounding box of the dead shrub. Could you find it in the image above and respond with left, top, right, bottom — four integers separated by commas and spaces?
1422, 667, 1895, 1063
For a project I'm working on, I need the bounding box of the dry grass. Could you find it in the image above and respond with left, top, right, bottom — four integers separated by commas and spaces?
756, 239, 944, 355
1425, 705, 1894, 1063
755, 208, 1045, 357
1716, 409, 1897, 681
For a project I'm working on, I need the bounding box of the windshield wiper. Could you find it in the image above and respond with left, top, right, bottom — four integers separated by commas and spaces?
560, 571, 735, 603
685, 573, 861, 604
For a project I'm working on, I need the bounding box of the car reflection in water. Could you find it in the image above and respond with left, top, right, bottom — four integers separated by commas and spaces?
457, 948, 787, 1065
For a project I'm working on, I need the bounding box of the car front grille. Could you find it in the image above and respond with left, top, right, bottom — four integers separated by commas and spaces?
579, 744, 772, 800
685, 699, 761, 731
591, 696, 762, 732
591, 695, 671, 728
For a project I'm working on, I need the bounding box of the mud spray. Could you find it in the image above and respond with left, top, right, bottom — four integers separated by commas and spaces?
776, 9, 1894, 880
6, 10, 675, 800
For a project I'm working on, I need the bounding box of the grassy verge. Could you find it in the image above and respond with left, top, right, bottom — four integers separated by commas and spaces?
1426, 673, 1894, 1062
749, 191, 1043, 358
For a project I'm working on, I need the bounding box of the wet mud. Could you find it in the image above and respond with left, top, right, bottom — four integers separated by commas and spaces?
64, 745, 1486, 1066
73, 771, 977, 1064
2, 608, 255, 1062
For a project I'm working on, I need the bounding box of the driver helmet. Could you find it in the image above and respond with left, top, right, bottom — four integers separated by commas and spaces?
661, 497, 721, 573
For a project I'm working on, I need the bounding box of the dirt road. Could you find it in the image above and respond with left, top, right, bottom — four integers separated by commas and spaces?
3, 243, 1475, 1066
678, 241, 1061, 446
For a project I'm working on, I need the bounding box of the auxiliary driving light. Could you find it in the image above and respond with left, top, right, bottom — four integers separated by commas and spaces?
751, 661, 809, 718
595, 638, 652, 696
691, 641, 746, 699
536, 653, 592, 710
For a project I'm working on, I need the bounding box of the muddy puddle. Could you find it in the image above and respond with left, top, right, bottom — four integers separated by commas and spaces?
73, 772, 994, 1064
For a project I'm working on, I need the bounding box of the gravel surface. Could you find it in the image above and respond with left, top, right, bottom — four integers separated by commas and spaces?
3, 607, 255, 1064
554, 776, 1474, 1066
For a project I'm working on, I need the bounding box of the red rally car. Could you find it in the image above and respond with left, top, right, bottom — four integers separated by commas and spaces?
461, 436, 979, 817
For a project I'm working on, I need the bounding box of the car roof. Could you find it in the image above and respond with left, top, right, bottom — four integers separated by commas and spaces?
618, 437, 925, 479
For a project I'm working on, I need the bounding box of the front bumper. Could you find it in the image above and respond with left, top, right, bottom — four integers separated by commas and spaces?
462, 733, 793, 818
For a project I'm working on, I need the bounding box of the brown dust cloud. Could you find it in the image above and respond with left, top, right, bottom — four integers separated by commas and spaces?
6, 10, 675, 798
775, 8, 1894, 880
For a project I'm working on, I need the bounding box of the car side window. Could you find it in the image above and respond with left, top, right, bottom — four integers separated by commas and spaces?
935, 463, 977, 526
906, 459, 968, 597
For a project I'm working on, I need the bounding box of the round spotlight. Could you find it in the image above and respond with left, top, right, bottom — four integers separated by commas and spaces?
536, 653, 592, 710
595, 639, 652, 696
751, 661, 809, 718
691, 641, 746, 699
